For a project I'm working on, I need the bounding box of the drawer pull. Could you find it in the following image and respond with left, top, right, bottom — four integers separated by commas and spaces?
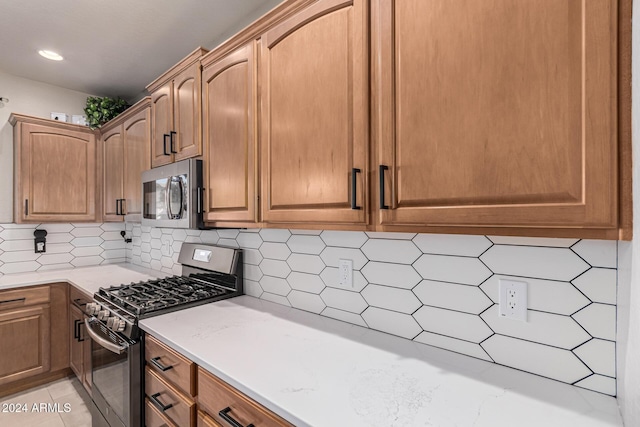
150, 392, 173, 412
150, 356, 173, 372
219, 407, 255, 427
0, 297, 26, 305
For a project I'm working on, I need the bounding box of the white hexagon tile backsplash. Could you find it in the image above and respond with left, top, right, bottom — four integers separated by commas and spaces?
125, 225, 619, 397
0, 221, 618, 397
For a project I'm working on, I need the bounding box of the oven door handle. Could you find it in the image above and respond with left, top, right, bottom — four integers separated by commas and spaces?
84, 318, 128, 354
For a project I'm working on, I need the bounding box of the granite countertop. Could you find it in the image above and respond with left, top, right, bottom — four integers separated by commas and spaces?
140, 296, 623, 427
0, 263, 166, 295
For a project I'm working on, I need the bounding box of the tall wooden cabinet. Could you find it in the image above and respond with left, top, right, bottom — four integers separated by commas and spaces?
11, 114, 98, 223
148, 47, 208, 168
373, 0, 619, 234
202, 42, 258, 225
260, 0, 369, 227
101, 98, 151, 221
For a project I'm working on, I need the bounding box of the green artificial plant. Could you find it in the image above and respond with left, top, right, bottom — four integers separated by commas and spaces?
84, 96, 129, 129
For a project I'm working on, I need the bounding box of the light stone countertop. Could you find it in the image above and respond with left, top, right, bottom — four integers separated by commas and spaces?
0, 263, 167, 296
140, 296, 623, 427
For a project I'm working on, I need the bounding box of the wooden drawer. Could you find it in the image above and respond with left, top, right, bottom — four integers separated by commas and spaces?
69, 284, 92, 306
0, 286, 50, 311
146, 397, 177, 427
197, 410, 223, 427
197, 367, 292, 427
146, 367, 195, 427
146, 335, 196, 397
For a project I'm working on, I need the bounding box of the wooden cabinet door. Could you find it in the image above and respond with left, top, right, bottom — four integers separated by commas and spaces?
174, 62, 203, 161
203, 42, 257, 224
0, 305, 51, 385
260, 0, 369, 226
69, 304, 84, 380
102, 126, 124, 221
123, 108, 151, 215
151, 81, 174, 167
16, 123, 97, 222
375, 0, 617, 231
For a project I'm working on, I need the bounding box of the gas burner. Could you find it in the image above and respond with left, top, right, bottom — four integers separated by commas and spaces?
91, 243, 243, 340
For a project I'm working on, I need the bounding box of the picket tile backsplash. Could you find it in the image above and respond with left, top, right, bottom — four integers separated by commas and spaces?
0, 223, 125, 274
0, 222, 619, 397
126, 224, 618, 396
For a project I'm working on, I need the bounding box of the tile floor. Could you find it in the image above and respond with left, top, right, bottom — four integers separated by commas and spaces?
0, 376, 91, 427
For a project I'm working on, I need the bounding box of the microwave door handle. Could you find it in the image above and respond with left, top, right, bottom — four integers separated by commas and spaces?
165, 177, 174, 219
177, 177, 185, 218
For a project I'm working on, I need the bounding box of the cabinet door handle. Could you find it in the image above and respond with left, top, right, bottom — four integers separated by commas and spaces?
379, 165, 389, 209
117, 199, 126, 216
163, 134, 170, 156
149, 356, 173, 372
170, 131, 177, 154
74, 319, 84, 342
219, 407, 255, 427
24, 199, 29, 216
150, 392, 173, 412
351, 168, 361, 210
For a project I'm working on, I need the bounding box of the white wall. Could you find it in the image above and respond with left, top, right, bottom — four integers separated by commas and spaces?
0, 70, 94, 222
616, 3, 640, 424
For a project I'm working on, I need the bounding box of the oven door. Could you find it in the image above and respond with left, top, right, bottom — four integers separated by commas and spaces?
85, 318, 141, 427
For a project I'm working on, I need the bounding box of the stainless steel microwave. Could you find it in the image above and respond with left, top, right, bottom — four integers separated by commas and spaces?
141, 159, 203, 229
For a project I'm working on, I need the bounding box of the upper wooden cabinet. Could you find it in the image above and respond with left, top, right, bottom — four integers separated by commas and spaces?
100, 98, 151, 221
202, 42, 258, 225
372, 0, 623, 237
11, 114, 98, 223
147, 47, 208, 168
260, 0, 369, 227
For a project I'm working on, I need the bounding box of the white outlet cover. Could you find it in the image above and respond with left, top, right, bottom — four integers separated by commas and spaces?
499, 279, 528, 322
338, 259, 354, 288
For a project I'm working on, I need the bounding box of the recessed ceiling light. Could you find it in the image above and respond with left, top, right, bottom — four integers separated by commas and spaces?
38, 50, 63, 61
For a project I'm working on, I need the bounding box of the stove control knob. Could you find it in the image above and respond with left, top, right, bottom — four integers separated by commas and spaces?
115, 319, 126, 332
98, 310, 110, 321
106, 317, 116, 329
85, 303, 96, 315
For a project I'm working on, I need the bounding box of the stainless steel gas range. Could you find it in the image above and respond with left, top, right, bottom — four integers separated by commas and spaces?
84, 243, 243, 427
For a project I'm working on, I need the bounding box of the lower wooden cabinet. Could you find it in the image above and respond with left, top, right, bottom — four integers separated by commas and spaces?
198, 367, 292, 427
145, 333, 291, 427
0, 304, 51, 385
146, 367, 196, 427
69, 286, 92, 393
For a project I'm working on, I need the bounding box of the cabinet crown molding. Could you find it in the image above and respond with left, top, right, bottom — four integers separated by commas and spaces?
9, 113, 98, 135
145, 47, 208, 93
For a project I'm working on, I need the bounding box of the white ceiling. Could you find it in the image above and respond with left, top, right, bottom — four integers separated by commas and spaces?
0, 0, 283, 102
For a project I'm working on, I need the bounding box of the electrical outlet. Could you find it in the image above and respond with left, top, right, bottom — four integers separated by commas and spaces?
338, 259, 353, 288
499, 279, 527, 321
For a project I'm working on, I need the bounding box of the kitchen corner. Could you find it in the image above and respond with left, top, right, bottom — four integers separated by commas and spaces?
0, 0, 639, 426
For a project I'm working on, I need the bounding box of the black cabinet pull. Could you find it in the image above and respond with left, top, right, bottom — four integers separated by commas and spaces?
74, 319, 85, 342
219, 407, 254, 427
149, 356, 173, 372
25, 199, 29, 216
117, 199, 126, 216
351, 168, 361, 210
150, 392, 173, 412
163, 134, 170, 156
379, 165, 389, 209
170, 131, 177, 153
